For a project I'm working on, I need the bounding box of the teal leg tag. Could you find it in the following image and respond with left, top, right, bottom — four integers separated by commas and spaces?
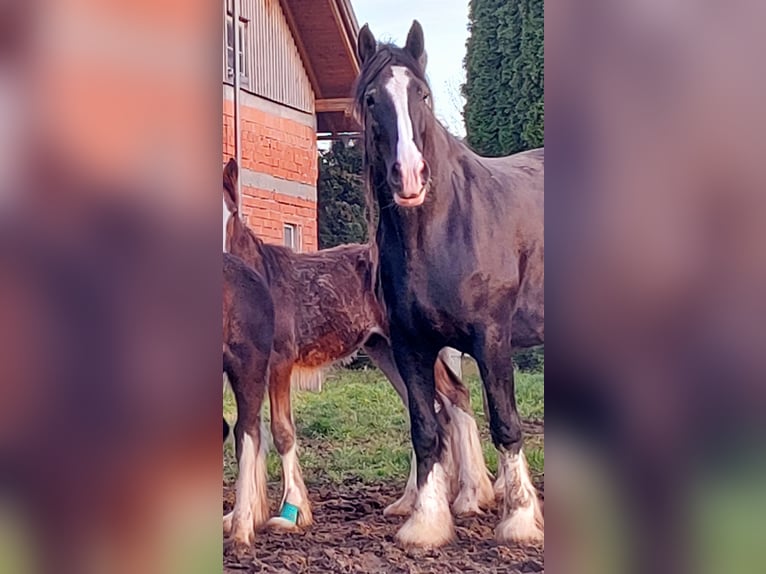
279, 501, 299, 524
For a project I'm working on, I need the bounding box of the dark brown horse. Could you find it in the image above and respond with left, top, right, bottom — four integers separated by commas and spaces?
356, 21, 544, 547
223, 159, 494, 534
222, 252, 275, 548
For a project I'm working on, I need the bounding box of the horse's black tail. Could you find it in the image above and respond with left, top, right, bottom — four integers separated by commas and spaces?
223, 158, 239, 215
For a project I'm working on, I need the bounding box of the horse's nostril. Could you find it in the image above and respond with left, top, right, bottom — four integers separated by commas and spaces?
420, 161, 430, 182
390, 163, 402, 185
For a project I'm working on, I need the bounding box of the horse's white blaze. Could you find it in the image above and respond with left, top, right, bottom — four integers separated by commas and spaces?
385, 66, 425, 201
396, 462, 455, 547
495, 449, 544, 544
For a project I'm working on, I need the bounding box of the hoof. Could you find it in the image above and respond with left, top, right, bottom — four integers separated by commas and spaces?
384, 493, 416, 517
265, 516, 300, 532
395, 463, 454, 548
478, 472, 497, 508
451, 491, 485, 517
396, 513, 455, 548
495, 505, 544, 545
265, 501, 312, 531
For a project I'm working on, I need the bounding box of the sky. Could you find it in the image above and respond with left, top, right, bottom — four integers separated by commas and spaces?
351, 0, 470, 137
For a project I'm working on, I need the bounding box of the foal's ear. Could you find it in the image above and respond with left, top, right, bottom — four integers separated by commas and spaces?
223, 158, 239, 214
405, 20, 427, 70
358, 24, 377, 65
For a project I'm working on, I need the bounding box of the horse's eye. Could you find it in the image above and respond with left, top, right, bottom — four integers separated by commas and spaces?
423, 92, 430, 102
366, 94, 375, 107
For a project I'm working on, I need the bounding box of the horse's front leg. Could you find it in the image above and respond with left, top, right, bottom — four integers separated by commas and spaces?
475, 330, 543, 544
265, 358, 313, 531
362, 335, 420, 517
391, 337, 455, 548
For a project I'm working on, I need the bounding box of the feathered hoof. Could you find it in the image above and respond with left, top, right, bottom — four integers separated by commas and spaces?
495, 505, 544, 546
383, 492, 417, 517
451, 490, 485, 517
265, 516, 301, 532
478, 472, 497, 508
396, 511, 455, 549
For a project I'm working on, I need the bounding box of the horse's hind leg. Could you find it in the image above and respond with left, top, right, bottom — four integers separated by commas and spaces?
475, 333, 543, 544
266, 359, 313, 531
433, 353, 495, 516
479, 382, 508, 499
224, 355, 269, 547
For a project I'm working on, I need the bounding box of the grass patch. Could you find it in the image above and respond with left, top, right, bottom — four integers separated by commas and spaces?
224, 360, 543, 486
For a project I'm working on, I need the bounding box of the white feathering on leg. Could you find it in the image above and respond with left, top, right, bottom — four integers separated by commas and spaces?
449, 402, 495, 515
495, 449, 544, 544
396, 463, 455, 548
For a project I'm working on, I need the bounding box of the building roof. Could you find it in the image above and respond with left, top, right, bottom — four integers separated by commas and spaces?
279, 0, 361, 136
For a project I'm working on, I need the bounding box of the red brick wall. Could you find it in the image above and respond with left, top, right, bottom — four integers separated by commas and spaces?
239, 188, 318, 251
223, 99, 318, 252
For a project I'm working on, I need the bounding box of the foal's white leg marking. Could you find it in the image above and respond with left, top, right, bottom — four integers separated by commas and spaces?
385, 66, 426, 202
384, 449, 419, 516
396, 462, 455, 548
229, 431, 269, 546
267, 444, 313, 530
495, 449, 544, 544
449, 402, 495, 516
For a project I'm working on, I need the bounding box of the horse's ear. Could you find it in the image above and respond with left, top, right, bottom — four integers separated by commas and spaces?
405, 20, 426, 70
358, 24, 377, 65
223, 158, 238, 214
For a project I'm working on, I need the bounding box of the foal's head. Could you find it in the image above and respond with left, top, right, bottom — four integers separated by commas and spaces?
356, 21, 434, 208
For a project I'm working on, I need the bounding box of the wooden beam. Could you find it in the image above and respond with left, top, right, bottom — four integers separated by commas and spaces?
315, 97, 355, 114
278, 0, 322, 100
328, 0, 360, 76
317, 132, 362, 141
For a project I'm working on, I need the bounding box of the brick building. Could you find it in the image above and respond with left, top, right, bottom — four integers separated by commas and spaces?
223, 0, 361, 252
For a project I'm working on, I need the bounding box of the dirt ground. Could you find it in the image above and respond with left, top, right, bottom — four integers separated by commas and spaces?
223, 480, 544, 573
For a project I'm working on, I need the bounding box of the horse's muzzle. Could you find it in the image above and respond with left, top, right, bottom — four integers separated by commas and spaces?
391, 160, 430, 207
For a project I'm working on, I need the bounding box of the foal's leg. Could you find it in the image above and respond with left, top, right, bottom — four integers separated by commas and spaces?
265, 360, 312, 530
223, 358, 269, 547
392, 340, 454, 548
475, 334, 543, 544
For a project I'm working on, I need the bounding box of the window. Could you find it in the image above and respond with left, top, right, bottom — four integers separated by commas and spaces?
283, 223, 300, 251
225, 1, 249, 87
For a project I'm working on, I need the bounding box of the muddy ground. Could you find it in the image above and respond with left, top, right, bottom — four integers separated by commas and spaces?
223, 479, 544, 573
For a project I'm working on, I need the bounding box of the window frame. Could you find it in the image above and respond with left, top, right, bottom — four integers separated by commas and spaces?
283, 223, 301, 252
225, 2, 249, 87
